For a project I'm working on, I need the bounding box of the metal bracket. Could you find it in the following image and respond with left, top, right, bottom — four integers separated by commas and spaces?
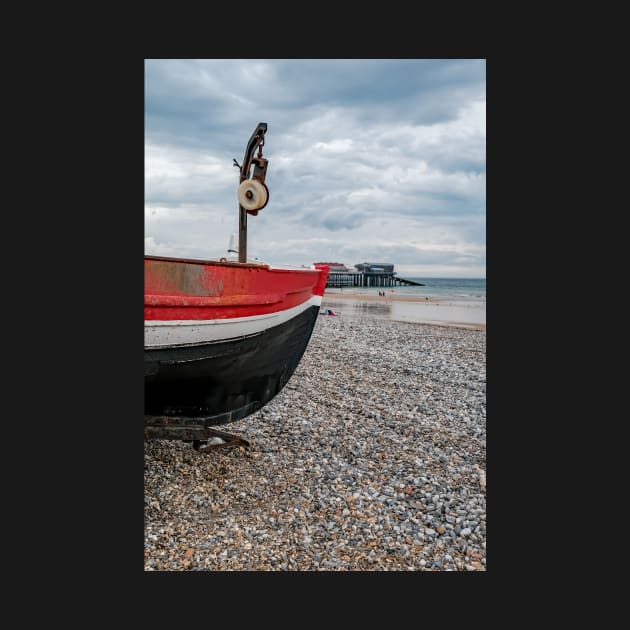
251, 156, 268, 185
238, 122, 268, 262
144, 412, 252, 452
239, 122, 268, 184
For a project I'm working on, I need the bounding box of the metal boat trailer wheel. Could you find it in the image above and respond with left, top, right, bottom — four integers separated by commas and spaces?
144, 414, 250, 453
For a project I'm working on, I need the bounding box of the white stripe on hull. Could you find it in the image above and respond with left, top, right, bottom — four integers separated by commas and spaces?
145, 295, 322, 349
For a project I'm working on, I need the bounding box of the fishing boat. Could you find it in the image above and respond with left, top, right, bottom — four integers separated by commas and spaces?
145, 123, 329, 450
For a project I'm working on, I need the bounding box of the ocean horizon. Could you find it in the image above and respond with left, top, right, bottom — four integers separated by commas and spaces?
327, 277, 486, 300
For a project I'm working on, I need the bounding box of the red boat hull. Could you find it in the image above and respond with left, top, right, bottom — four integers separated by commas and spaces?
144, 256, 329, 427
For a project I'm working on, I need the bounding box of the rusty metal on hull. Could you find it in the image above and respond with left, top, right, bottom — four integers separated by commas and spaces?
145, 260, 223, 297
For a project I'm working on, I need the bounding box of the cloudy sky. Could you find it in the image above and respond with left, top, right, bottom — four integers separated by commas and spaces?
145, 59, 485, 278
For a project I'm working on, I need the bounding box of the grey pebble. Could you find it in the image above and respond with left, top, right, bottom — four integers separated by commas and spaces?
145, 314, 486, 571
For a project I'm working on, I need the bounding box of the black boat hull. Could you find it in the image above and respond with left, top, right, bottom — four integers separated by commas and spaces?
144, 304, 319, 425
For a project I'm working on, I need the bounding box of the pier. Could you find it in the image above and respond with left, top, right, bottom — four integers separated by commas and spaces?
314, 262, 424, 288
325, 272, 423, 288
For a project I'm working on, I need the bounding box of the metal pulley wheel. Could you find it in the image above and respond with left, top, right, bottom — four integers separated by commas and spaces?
237, 179, 269, 212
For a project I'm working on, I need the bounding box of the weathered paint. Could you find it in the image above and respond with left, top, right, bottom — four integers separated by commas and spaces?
145, 257, 328, 321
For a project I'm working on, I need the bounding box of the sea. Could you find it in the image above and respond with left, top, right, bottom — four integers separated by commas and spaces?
380, 277, 485, 300
325, 277, 485, 300
323, 278, 486, 327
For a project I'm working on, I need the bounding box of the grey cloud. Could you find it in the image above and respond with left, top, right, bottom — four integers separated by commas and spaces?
145, 59, 485, 276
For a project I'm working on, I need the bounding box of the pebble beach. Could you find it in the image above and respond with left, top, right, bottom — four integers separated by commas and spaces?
144, 310, 486, 571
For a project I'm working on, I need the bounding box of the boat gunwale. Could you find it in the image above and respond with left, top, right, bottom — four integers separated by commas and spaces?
145, 254, 268, 269
144, 255, 323, 275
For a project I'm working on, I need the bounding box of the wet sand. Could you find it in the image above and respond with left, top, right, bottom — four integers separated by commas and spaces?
321, 290, 486, 331
322, 289, 443, 303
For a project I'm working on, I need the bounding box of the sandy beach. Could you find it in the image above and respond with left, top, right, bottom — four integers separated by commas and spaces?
323, 289, 444, 303
322, 289, 486, 331
145, 310, 486, 571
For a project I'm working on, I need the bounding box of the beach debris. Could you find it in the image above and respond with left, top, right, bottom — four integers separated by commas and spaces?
191, 429, 250, 452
